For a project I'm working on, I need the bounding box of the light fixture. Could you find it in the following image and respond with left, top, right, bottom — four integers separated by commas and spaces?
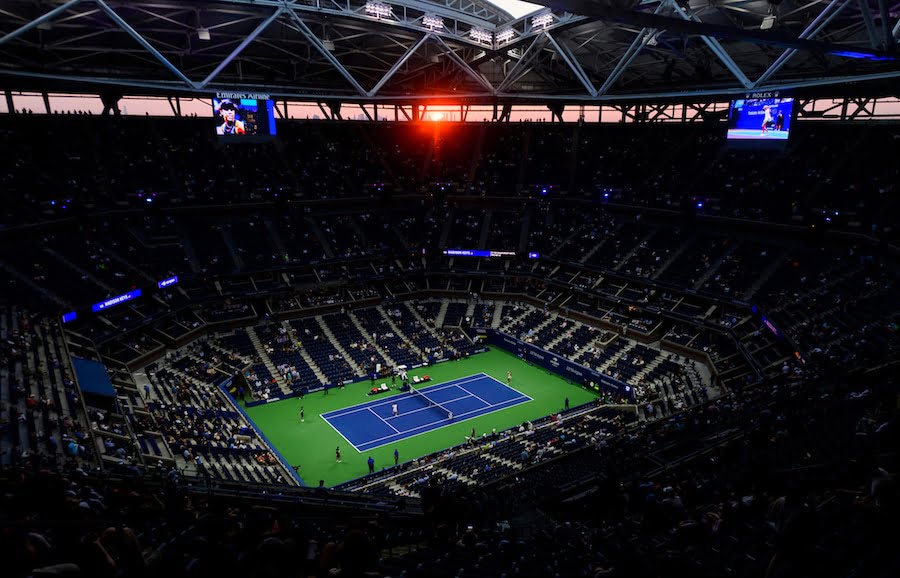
531, 12, 554, 29
197, 27, 211, 41
495, 28, 515, 43
323, 39, 335, 51
365, 2, 392, 19
469, 27, 492, 44
423, 14, 444, 30
760, 15, 776, 30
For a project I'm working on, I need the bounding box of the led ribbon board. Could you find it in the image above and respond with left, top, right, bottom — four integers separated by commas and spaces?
158, 275, 178, 289
444, 249, 539, 258
92, 289, 142, 312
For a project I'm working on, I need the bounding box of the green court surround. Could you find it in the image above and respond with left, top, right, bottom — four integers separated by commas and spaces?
241, 348, 600, 486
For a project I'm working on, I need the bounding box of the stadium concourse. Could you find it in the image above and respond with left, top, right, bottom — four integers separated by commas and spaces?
0, 112, 897, 576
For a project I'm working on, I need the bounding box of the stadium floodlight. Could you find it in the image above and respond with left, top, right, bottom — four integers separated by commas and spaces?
197, 27, 211, 41
531, 12, 554, 29
760, 15, 776, 30
469, 27, 492, 44
495, 28, 515, 43
365, 2, 392, 19
423, 14, 444, 30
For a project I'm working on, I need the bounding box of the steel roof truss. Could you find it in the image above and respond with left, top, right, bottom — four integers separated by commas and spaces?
667, 0, 752, 89
877, 0, 894, 48
753, 0, 851, 88
94, 0, 196, 87
857, 0, 881, 48
544, 31, 597, 96
0, 0, 85, 47
597, 0, 670, 96
198, 8, 284, 88
497, 34, 546, 92
368, 33, 430, 96
287, 9, 368, 96
431, 34, 494, 92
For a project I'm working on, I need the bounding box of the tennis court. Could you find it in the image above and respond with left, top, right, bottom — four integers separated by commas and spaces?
321, 373, 531, 451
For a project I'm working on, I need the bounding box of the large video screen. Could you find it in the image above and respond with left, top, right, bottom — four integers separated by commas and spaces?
727, 97, 794, 141
213, 95, 276, 139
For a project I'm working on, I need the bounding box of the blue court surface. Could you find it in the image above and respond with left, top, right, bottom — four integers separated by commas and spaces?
321, 373, 532, 452
726, 128, 789, 140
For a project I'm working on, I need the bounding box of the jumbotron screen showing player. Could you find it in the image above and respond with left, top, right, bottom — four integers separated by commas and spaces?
726, 97, 795, 141
212, 97, 277, 139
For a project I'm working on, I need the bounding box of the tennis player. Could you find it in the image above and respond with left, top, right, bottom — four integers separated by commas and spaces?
448, 411, 453, 422
761, 105, 773, 135
392, 403, 398, 417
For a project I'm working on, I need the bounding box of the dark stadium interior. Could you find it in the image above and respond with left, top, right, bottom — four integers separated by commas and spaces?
2, 1, 900, 577
1, 111, 897, 578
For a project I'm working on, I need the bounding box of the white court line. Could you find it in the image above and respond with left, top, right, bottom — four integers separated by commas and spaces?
357, 395, 531, 450
384, 391, 476, 421
321, 373, 489, 419
480, 373, 535, 403
346, 389, 484, 448
370, 407, 400, 433
320, 414, 362, 453
457, 384, 492, 407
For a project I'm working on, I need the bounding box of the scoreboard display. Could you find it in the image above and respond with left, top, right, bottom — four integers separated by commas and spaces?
727, 93, 795, 142
213, 93, 276, 140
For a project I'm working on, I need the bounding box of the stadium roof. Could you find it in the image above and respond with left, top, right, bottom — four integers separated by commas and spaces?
1, 0, 899, 103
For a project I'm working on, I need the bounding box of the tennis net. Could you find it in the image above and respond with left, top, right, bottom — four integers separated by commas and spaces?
409, 385, 453, 420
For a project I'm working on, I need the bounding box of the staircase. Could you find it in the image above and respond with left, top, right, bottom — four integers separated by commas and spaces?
94, 242, 157, 285
208, 341, 253, 368
437, 207, 454, 250
550, 224, 588, 259
281, 321, 328, 385
499, 305, 534, 333
653, 235, 696, 280
491, 303, 504, 328
43, 247, 115, 293
348, 312, 398, 367
376, 306, 424, 359
598, 342, 635, 373
264, 220, 289, 260
743, 247, 790, 301
305, 216, 335, 259
248, 327, 290, 392
526, 313, 559, 341
546, 320, 583, 351
483, 453, 522, 471
634, 354, 665, 382
433, 301, 449, 328
518, 207, 533, 253
220, 225, 245, 270
434, 466, 476, 486
0, 261, 68, 307
694, 240, 740, 290
315, 316, 364, 374
615, 230, 657, 270
404, 302, 433, 332
175, 225, 203, 273
465, 124, 487, 186
514, 125, 531, 193
477, 210, 492, 250
579, 224, 619, 263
